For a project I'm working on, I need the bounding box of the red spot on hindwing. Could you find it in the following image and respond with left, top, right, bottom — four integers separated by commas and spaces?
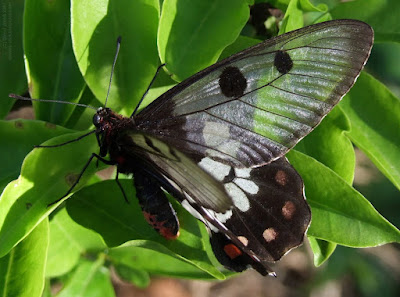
223, 243, 243, 259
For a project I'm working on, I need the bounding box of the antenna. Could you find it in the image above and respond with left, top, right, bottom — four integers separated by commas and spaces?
104, 36, 122, 108
130, 63, 166, 118
8, 94, 97, 110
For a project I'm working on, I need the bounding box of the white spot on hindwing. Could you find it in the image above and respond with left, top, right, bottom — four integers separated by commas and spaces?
263, 228, 278, 242
224, 183, 250, 212
234, 178, 259, 194
198, 158, 255, 213
214, 209, 233, 223
234, 167, 251, 178
237, 236, 249, 246
198, 157, 231, 181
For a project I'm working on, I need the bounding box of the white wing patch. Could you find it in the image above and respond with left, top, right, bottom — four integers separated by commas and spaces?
198, 157, 255, 213
202, 121, 241, 160
224, 183, 250, 212
234, 178, 259, 195
203, 121, 229, 147
214, 209, 233, 223
198, 157, 231, 181
235, 167, 252, 178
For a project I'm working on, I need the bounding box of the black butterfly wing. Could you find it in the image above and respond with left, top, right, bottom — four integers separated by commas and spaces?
135, 20, 373, 168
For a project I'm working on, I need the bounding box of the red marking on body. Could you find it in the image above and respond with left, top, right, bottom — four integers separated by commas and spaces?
142, 211, 179, 240
224, 243, 243, 259
160, 228, 180, 240
116, 155, 126, 165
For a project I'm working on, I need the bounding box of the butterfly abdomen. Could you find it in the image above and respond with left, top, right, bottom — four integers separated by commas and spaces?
133, 168, 180, 240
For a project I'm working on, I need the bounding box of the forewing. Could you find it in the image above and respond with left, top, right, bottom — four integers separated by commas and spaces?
124, 132, 233, 212
136, 20, 373, 167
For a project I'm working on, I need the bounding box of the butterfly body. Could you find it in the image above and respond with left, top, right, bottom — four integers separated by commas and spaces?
63, 20, 373, 275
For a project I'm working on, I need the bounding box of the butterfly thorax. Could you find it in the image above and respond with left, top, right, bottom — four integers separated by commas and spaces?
93, 107, 137, 159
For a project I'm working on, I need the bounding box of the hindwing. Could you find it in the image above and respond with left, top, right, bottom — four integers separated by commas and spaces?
119, 132, 310, 274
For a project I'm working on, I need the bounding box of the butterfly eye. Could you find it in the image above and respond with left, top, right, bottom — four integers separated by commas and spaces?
93, 114, 102, 127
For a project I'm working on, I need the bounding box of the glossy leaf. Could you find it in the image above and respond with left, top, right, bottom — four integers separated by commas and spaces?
0, 131, 98, 257
71, 0, 160, 116
295, 107, 355, 184
0, 219, 48, 297
158, 0, 249, 81
308, 237, 336, 266
288, 150, 400, 247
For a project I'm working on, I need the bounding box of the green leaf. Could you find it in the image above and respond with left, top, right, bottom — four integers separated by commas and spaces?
340, 72, 400, 191
219, 35, 261, 60
66, 180, 226, 279
0, 219, 48, 297
295, 107, 355, 184
71, 0, 160, 116
0, 120, 74, 193
0, 131, 98, 257
24, 0, 86, 125
279, 0, 328, 34
308, 237, 336, 266
0, 0, 26, 119
56, 258, 115, 297
330, 0, 400, 42
279, 0, 304, 34
158, 0, 249, 81
113, 264, 150, 288
287, 150, 400, 247
110, 241, 220, 279
46, 208, 105, 277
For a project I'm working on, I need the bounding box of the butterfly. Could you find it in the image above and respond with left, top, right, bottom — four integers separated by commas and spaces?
15, 19, 374, 276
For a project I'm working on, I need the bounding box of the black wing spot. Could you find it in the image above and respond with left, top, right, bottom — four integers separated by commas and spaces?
219, 66, 247, 97
222, 167, 235, 183
274, 50, 293, 74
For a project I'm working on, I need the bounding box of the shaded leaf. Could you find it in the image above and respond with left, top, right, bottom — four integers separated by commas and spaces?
24, 0, 85, 125
67, 180, 226, 279
340, 72, 400, 191
46, 208, 105, 277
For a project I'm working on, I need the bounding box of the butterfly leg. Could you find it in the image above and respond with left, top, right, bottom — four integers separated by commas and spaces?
115, 170, 129, 203
133, 168, 180, 240
48, 153, 115, 206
